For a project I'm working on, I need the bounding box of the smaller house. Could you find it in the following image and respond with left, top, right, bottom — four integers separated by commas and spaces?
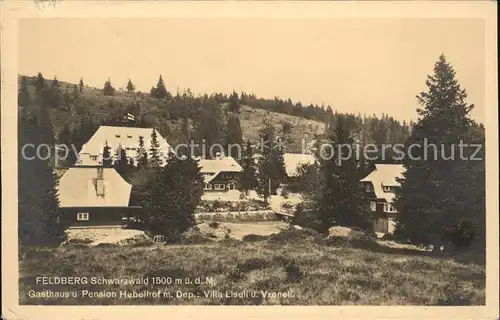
57, 166, 140, 228
360, 164, 405, 235
199, 155, 243, 201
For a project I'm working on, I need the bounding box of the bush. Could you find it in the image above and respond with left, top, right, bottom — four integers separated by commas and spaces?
323, 235, 380, 250
447, 219, 476, 249
284, 261, 303, 282
292, 203, 322, 232
208, 221, 220, 229
242, 234, 269, 242
268, 228, 322, 244
68, 238, 93, 245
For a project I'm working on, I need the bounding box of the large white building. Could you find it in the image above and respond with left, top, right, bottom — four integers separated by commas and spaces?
75, 126, 172, 166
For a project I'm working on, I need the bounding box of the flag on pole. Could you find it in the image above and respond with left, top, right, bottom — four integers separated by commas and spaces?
125, 112, 136, 123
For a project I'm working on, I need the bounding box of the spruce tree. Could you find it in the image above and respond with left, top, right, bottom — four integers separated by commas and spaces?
57, 123, 74, 167
141, 157, 204, 241
114, 145, 129, 177
228, 90, 241, 112
136, 136, 149, 169
394, 54, 479, 250
225, 115, 243, 158
49, 76, 63, 107
315, 115, 372, 233
194, 99, 226, 157
240, 140, 258, 195
18, 107, 64, 245
102, 141, 113, 167
103, 78, 115, 96
153, 75, 169, 99
79, 77, 84, 93
18, 76, 32, 107
126, 79, 136, 93
149, 128, 163, 168
256, 118, 286, 203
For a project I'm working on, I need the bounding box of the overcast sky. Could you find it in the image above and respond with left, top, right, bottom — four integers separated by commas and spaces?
18, 18, 485, 123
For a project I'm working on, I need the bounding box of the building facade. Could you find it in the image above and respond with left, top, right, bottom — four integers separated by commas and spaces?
199, 156, 243, 201
360, 164, 405, 235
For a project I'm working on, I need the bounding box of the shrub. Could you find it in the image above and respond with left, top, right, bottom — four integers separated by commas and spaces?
242, 234, 269, 242
68, 238, 93, 245
447, 219, 476, 249
284, 261, 303, 282
268, 228, 322, 244
235, 258, 270, 273
292, 203, 322, 232
208, 221, 220, 229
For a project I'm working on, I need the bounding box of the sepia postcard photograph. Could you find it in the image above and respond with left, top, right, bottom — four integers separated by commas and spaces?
1, 1, 498, 319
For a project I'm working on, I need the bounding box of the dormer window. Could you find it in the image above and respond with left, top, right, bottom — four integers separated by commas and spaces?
115, 134, 121, 138
127, 135, 132, 139
383, 186, 391, 192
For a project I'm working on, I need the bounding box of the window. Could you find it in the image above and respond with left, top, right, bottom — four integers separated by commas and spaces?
384, 203, 397, 213
204, 183, 212, 190
77, 212, 89, 221
90, 155, 98, 161
370, 201, 377, 212
365, 184, 373, 192
227, 183, 235, 190
214, 184, 225, 190
383, 185, 392, 192
127, 135, 132, 139
115, 134, 121, 138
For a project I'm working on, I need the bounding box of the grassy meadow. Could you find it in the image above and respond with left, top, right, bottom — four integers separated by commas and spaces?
19, 232, 485, 306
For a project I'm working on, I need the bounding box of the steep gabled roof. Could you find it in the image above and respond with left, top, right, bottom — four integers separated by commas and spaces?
360, 164, 405, 202
283, 153, 318, 177
198, 157, 243, 183
57, 167, 132, 208
77, 125, 171, 166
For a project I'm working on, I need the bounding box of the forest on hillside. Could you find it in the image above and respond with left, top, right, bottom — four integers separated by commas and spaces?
18, 73, 419, 158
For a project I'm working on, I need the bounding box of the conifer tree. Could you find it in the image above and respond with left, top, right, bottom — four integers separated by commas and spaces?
103, 78, 115, 96
240, 140, 258, 195
18, 76, 32, 107
79, 77, 84, 93
149, 128, 163, 168
114, 145, 129, 177
136, 136, 149, 169
57, 123, 75, 167
140, 157, 204, 241
18, 107, 64, 245
228, 90, 241, 112
126, 79, 136, 93
315, 115, 372, 233
152, 75, 169, 99
256, 118, 286, 203
225, 115, 243, 158
394, 54, 480, 250
49, 76, 63, 107
194, 99, 226, 157
102, 141, 113, 167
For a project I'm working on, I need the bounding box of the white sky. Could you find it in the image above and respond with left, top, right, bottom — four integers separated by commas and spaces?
18, 18, 485, 123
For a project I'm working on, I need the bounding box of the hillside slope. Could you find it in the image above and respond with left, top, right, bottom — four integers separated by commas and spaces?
19, 75, 326, 153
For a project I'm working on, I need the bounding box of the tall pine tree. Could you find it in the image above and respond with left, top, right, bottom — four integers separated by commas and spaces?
102, 141, 113, 167
256, 118, 286, 203
315, 115, 372, 233
136, 135, 149, 169
240, 140, 258, 195
394, 55, 479, 250
225, 115, 243, 158
149, 128, 163, 168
